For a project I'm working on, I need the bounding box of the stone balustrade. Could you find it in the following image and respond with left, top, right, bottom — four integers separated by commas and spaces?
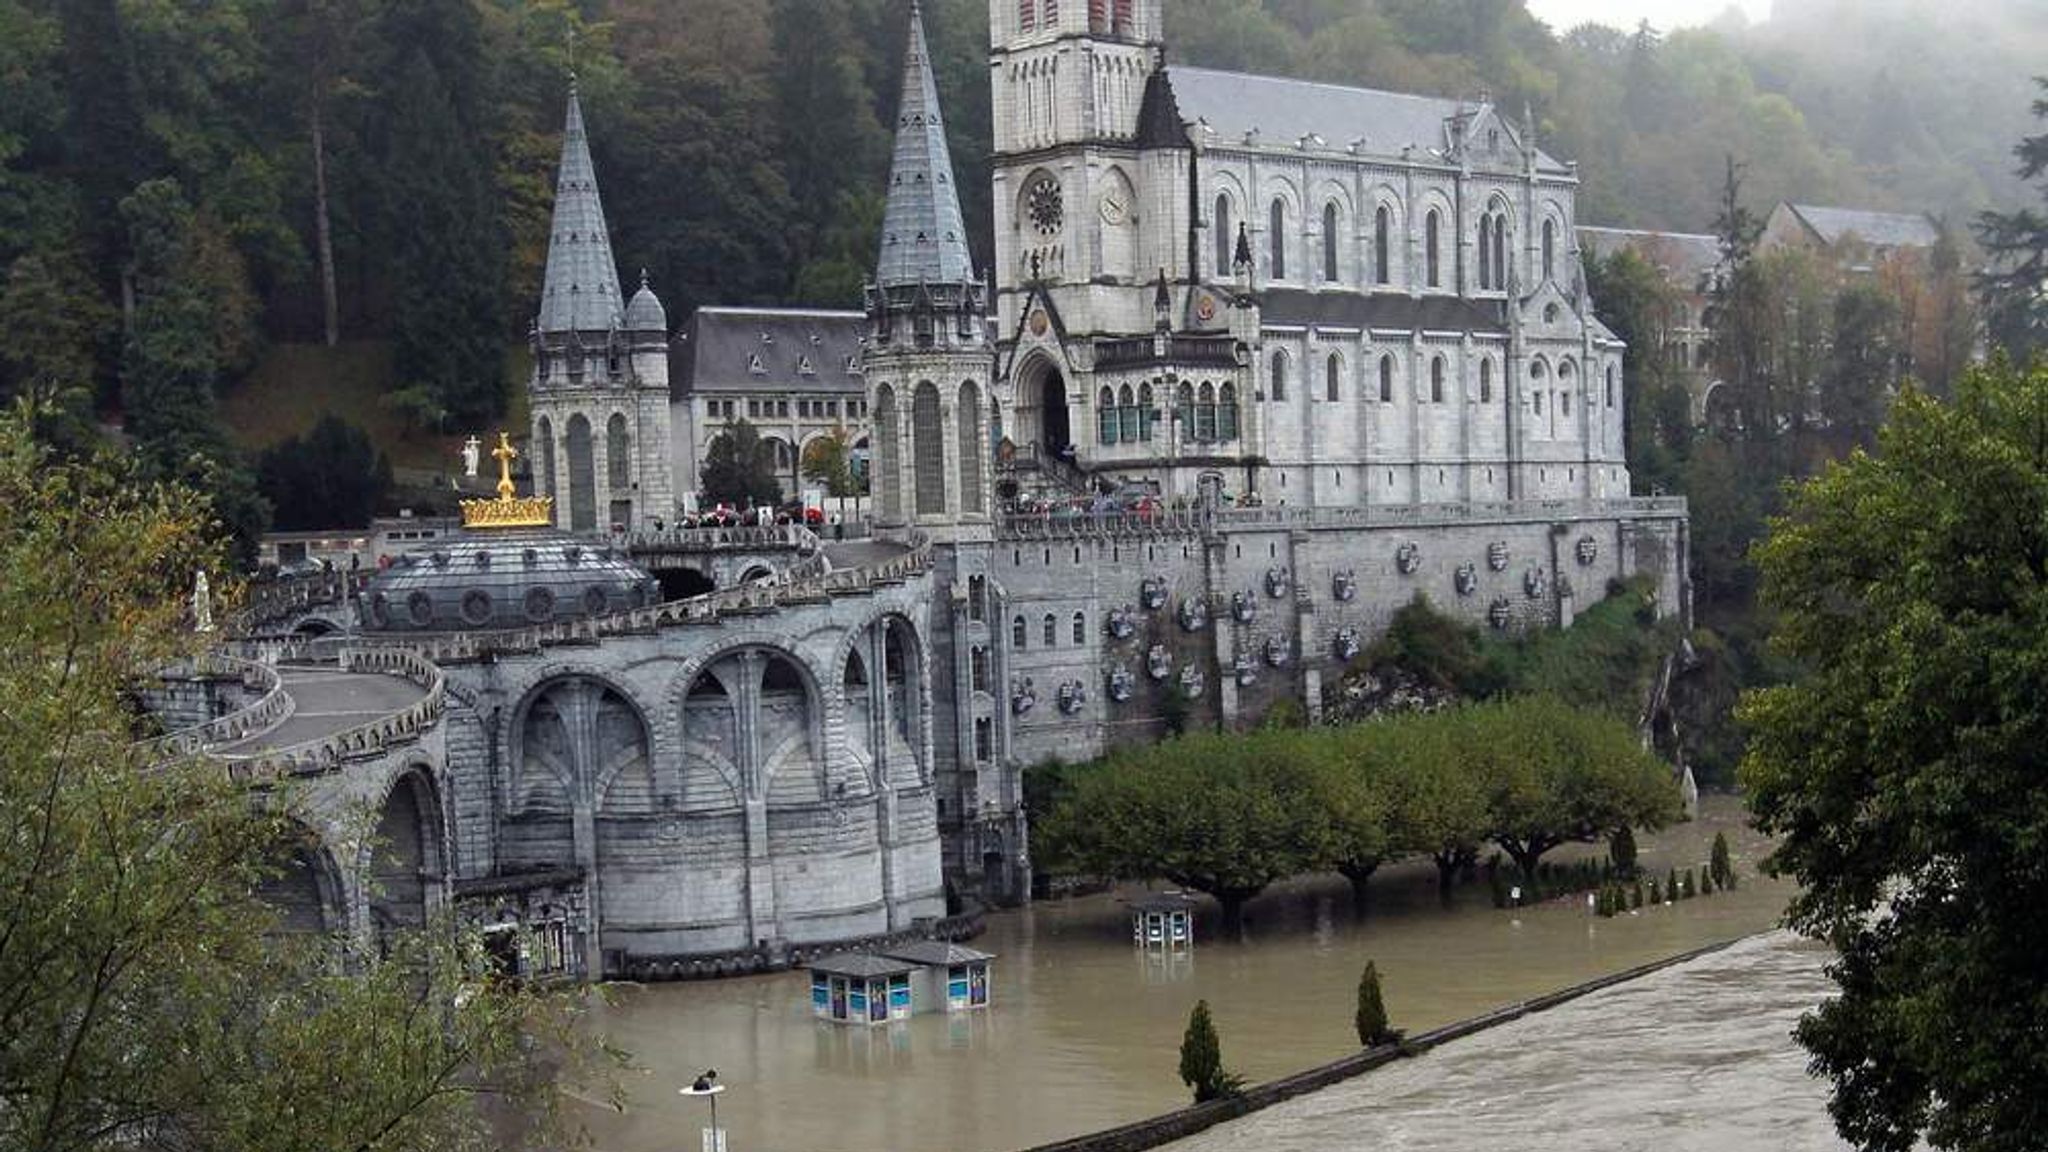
220, 646, 446, 784
620, 522, 823, 554
137, 655, 291, 762
998, 495, 1688, 542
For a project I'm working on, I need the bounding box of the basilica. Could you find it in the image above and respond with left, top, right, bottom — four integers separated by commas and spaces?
218, 0, 1688, 983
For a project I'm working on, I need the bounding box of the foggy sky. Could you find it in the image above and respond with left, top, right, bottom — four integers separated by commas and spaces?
1523, 0, 1775, 32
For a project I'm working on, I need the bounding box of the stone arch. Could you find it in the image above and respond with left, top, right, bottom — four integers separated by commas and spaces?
257, 819, 345, 935
759, 652, 825, 805
566, 414, 596, 532
1211, 171, 1248, 277
364, 765, 446, 949
1370, 191, 1403, 286
509, 675, 657, 841
827, 610, 929, 789
1014, 353, 1071, 458
957, 379, 985, 514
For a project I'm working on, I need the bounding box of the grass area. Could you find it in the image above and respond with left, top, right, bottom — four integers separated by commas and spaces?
218, 341, 530, 478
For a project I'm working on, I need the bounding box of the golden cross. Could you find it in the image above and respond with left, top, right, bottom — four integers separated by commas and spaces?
492, 431, 519, 501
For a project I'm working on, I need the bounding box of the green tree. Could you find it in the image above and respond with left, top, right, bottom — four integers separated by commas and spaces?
1821, 281, 1900, 450
1587, 245, 1692, 494
1478, 697, 1681, 883
1379, 711, 1496, 896
1609, 824, 1639, 878
258, 414, 393, 530
1040, 730, 1330, 938
0, 246, 110, 450
1310, 731, 1391, 908
699, 417, 783, 509
1355, 961, 1394, 1048
1710, 830, 1735, 890
1743, 358, 2048, 1151
800, 426, 859, 497
382, 40, 508, 427
1178, 999, 1238, 1103
1974, 78, 2048, 361
0, 415, 600, 1152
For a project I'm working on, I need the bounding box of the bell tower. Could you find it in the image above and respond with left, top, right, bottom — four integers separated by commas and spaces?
864, 1, 994, 546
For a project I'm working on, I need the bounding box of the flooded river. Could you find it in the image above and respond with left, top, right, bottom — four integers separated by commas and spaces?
577, 796, 1809, 1152
1164, 930, 1843, 1152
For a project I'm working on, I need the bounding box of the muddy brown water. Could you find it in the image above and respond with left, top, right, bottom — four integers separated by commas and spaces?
575, 795, 1809, 1152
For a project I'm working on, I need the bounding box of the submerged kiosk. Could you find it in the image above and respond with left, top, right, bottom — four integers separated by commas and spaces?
809, 942, 994, 1025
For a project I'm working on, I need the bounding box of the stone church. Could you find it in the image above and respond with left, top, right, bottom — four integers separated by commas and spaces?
227, 0, 1688, 984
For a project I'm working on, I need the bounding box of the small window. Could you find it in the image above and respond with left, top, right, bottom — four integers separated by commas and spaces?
971, 646, 990, 692
1430, 357, 1445, 403
1378, 355, 1394, 403
1269, 199, 1287, 280
1071, 612, 1086, 644
1322, 202, 1340, 282
975, 717, 993, 761
1270, 351, 1287, 402
1012, 616, 1028, 649
1214, 193, 1234, 275
968, 574, 986, 621
1042, 614, 1057, 647
1481, 359, 1493, 402
1374, 206, 1391, 284
1606, 366, 1616, 407
1425, 209, 1441, 288
1542, 219, 1556, 282
1325, 354, 1341, 402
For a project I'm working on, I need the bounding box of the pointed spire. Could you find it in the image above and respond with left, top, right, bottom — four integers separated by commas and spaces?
537, 82, 623, 334
874, 1, 974, 290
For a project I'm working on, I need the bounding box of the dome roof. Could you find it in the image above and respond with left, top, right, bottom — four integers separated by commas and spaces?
359, 527, 661, 634
624, 276, 667, 334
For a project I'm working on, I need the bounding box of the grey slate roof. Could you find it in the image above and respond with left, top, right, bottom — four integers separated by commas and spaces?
537, 86, 623, 334
807, 952, 918, 980
878, 940, 994, 967
874, 2, 975, 289
1578, 227, 1723, 293
359, 528, 660, 633
1785, 204, 1940, 250
1163, 66, 1567, 171
624, 274, 668, 334
670, 307, 868, 402
1261, 289, 1507, 335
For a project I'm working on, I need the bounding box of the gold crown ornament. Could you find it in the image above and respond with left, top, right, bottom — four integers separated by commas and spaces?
460, 431, 555, 529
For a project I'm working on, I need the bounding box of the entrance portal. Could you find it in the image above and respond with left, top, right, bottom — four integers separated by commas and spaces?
1040, 371, 1070, 457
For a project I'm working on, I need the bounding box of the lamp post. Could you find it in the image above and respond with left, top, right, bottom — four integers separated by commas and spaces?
680, 1069, 725, 1152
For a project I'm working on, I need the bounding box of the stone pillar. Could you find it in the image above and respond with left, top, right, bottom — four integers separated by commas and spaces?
733, 651, 776, 947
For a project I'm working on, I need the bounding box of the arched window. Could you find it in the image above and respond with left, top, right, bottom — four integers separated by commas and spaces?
1430, 356, 1445, 403
1425, 209, 1441, 288
1042, 614, 1057, 647
1196, 381, 1217, 441
1012, 615, 1028, 648
1269, 350, 1287, 402
913, 381, 946, 516
1374, 206, 1391, 285
1542, 219, 1556, 282
1072, 612, 1086, 644
1326, 354, 1341, 402
1139, 382, 1156, 441
1378, 355, 1394, 403
1534, 391, 1544, 414
1322, 202, 1340, 282
1218, 383, 1238, 439
1269, 199, 1287, 280
1478, 213, 1493, 289
1494, 216, 1508, 289
1214, 193, 1233, 276
1176, 382, 1194, 431
958, 380, 984, 513
1562, 392, 1572, 417
1098, 385, 1118, 445
1118, 383, 1138, 443
1019, 0, 1036, 31
1481, 358, 1493, 403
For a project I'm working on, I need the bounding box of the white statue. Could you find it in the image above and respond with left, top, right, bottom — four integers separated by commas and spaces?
192, 570, 214, 633
461, 435, 482, 479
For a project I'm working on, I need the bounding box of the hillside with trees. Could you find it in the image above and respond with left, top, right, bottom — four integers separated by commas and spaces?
0, 0, 2039, 560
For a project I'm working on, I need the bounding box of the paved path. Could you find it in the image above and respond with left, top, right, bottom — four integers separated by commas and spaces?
1164, 930, 1849, 1152
214, 667, 427, 756
822, 539, 908, 572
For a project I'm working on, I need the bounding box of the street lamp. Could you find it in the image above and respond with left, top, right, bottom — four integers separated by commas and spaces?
680, 1069, 726, 1152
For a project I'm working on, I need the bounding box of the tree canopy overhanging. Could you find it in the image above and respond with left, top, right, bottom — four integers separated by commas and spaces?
1741, 358, 2048, 1152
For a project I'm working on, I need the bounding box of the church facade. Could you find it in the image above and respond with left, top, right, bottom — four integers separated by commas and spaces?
261, 0, 1688, 983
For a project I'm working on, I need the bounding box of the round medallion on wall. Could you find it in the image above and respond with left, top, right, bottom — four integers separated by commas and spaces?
1028, 309, 1050, 338
523, 586, 556, 622
406, 591, 434, 626
1027, 175, 1063, 236
1195, 294, 1216, 323
582, 586, 609, 615
460, 589, 493, 626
